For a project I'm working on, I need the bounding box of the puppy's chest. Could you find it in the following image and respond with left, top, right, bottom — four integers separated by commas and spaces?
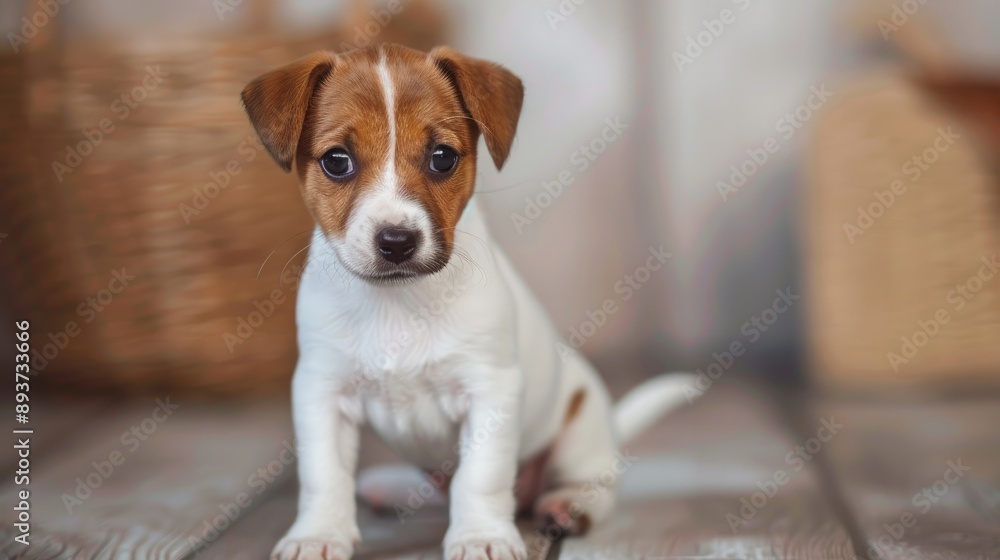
348, 320, 469, 466
359, 370, 467, 468
340, 299, 471, 426
348, 300, 463, 373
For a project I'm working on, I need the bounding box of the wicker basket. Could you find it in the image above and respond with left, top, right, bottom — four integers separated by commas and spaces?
805, 73, 1000, 392
0, 0, 448, 396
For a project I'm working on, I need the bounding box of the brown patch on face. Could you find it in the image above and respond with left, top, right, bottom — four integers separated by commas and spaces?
576, 513, 592, 535
564, 388, 587, 426
243, 44, 523, 277
384, 47, 479, 253
296, 45, 478, 252
295, 48, 390, 238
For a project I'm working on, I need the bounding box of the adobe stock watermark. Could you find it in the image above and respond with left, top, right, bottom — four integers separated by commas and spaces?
726, 416, 843, 533
556, 244, 672, 360
866, 459, 971, 558
178, 133, 264, 224
684, 287, 799, 402
61, 397, 180, 514
878, 0, 930, 40
510, 117, 629, 234
214, 0, 414, 50
52, 65, 169, 183
339, 0, 411, 52
222, 262, 304, 353
843, 126, 961, 244
887, 254, 998, 372
211, 0, 242, 20
29, 268, 136, 374
181, 440, 298, 556
337, 0, 416, 51
545, 0, 588, 30
566, 539, 673, 560
673, 0, 753, 73
7, 0, 72, 54
717, 84, 834, 201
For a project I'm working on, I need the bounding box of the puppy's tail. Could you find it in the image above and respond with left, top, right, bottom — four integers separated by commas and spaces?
614, 372, 699, 443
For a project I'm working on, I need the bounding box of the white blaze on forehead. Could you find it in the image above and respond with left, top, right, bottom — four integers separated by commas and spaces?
375, 50, 399, 199
359, 49, 412, 226
335, 48, 436, 271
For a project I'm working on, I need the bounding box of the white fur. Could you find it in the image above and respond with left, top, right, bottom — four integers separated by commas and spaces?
615, 372, 699, 442
273, 197, 694, 560
273, 52, 693, 560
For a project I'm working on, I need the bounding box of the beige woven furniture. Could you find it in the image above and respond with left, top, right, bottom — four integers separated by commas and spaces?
806, 73, 1000, 391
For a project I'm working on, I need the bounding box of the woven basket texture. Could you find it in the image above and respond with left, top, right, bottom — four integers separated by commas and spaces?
806, 74, 1000, 391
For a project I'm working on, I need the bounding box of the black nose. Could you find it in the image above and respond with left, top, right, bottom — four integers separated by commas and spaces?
376, 227, 419, 264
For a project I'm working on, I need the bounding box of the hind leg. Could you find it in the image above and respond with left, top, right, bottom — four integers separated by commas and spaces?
532, 382, 624, 537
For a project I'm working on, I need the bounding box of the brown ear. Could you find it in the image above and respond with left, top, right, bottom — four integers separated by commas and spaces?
430, 47, 524, 170
241, 51, 337, 172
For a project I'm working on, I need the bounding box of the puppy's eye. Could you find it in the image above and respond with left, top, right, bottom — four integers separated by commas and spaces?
429, 145, 458, 174
319, 148, 355, 180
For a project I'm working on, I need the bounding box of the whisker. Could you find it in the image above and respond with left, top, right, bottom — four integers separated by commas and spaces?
429, 227, 495, 287
257, 228, 313, 278
434, 115, 496, 145
454, 228, 496, 260
450, 246, 486, 287
279, 241, 313, 283
475, 179, 532, 195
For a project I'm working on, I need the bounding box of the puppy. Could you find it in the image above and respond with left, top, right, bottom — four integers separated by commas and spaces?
242, 44, 694, 560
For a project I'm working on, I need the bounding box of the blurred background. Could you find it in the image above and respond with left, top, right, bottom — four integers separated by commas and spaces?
2, 0, 999, 396
2, 1, 1000, 559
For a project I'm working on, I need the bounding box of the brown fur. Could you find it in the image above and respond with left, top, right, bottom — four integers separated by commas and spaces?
241, 51, 336, 172
429, 46, 525, 170
241, 44, 524, 263
564, 388, 587, 425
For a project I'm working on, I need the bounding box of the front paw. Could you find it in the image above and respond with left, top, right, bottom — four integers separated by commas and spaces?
444, 523, 526, 560
272, 533, 356, 560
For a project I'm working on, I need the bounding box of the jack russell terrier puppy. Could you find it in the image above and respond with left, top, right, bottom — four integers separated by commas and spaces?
242, 44, 694, 560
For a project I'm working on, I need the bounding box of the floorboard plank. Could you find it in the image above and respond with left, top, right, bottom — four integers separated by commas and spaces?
192, 488, 454, 560
192, 478, 554, 560
560, 382, 859, 560
0, 399, 294, 560
203, 385, 854, 560
0, 381, 862, 560
808, 395, 1000, 560
1, 399, 108, 474
200, 382, 856, 559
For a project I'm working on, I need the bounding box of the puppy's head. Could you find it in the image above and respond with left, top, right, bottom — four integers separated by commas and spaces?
242, 44, 523, 284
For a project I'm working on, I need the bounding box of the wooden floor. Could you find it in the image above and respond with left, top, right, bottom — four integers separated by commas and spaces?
2, 378, 999, 560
